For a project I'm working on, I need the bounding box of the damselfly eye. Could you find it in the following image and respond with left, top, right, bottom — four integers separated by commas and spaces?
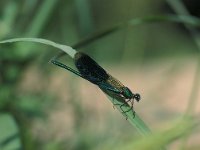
134, 93, 141, 102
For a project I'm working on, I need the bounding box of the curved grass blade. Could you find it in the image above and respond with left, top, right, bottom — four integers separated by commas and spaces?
0, 38, 77, 58
55, 14, 200, 59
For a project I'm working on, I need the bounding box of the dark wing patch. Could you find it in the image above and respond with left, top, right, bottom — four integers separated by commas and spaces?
74, 52, 109, 84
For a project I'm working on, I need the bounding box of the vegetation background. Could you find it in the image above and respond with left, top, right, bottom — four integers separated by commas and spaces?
0, 0, 200, 150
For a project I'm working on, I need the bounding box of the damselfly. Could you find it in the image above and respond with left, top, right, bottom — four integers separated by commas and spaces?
51, 52, 140, 116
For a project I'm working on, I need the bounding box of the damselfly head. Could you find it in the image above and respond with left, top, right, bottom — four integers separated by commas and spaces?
122, 87, 141, 102
133, 93, 141, 102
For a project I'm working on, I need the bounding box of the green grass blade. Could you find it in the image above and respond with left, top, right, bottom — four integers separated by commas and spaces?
25, 0, 58, 37
101, 88, 151, 136
72, 15, 200, 50
116, 117, 198, 150
55, 14, 200, 59
0, 38, 77, 58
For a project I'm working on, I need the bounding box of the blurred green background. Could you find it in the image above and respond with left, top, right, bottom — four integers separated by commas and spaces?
0, 0, 200, 150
